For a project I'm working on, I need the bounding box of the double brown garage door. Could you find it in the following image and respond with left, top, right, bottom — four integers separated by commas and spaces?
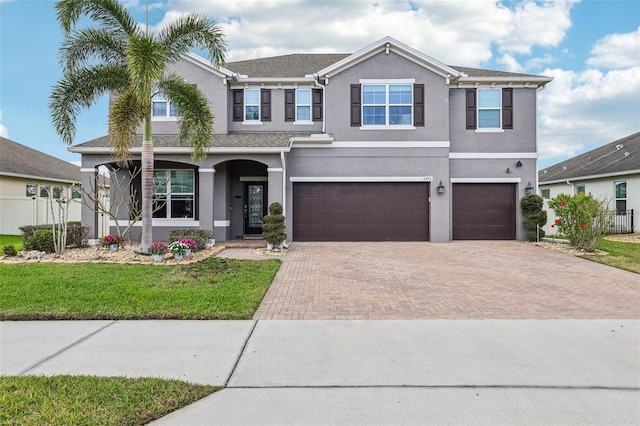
452, 183, 516, 240
293, 182, 429, 241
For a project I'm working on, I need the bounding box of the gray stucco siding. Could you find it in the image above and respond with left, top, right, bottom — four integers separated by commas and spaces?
324, 51, 450, 142
448, 88, 538, 153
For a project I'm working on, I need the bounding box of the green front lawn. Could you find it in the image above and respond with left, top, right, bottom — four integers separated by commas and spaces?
0, 375, 218, 425
588, 236, 640, 274
0, 257, 280, 320
0, 234, 23, 252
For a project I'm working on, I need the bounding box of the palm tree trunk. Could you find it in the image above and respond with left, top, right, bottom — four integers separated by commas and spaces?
140, 113, 153, 253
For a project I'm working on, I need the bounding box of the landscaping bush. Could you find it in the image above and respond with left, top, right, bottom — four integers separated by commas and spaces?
24, 229, 55, 253
548, 193, 610, 252
520, 194, 547, 242
20, 224, 89, 248
262, 202, 286, 249
3, 245, 17, 257
168, 229, 213, 251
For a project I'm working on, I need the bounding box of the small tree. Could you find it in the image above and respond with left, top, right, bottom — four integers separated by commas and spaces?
548, 193, 610, 252
262, 202, 286, 250
520, 194, 547, 242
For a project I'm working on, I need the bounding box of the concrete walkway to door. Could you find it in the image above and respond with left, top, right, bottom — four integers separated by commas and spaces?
218, 241, 640, 320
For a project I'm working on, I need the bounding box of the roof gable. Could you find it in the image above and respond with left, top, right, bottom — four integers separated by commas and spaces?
0, 137, 80, 182
539, 132, 640, 183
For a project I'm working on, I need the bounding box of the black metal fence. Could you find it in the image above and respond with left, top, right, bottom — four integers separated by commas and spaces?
606, 209, 634, 234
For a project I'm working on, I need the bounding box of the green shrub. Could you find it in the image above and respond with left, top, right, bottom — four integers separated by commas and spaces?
19, 224, 89, 248
548, 193, 610, 252
25, 229, 55, 253
262, 202, 286, 248
3, 245, 17, 256
168, 228, 213, 251
520, 194, 546, 242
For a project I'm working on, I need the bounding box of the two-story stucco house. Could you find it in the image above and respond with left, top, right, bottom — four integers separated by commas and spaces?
70, 37, 552, 243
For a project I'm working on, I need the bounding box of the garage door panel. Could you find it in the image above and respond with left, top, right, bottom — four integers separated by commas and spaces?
293, 182, 429, 241
453, 183, 516, 240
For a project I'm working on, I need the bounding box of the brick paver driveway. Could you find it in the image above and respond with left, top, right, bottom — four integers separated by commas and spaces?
218, 241, 639, 320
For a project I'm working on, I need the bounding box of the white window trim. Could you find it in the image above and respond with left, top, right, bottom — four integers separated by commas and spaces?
151, 97, 178, 121
361, 83, 414, 128
244, 88, 261, 123
153, 169, 195, 219
477, 88, 502, 131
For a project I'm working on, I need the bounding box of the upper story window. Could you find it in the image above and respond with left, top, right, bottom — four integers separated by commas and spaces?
153, 169, 195, 219
152, 94, 177, 120
350, 81, 424, 128
285, 88, 322, 123
233, 88, 271, 124
615, 181, 627, 215
466, 88, 513, 131
362, 84, 412, 126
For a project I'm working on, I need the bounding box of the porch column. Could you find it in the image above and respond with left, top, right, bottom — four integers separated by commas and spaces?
80, 167, 99, 241
199, 168, 215, 240
267, 167, 284, 209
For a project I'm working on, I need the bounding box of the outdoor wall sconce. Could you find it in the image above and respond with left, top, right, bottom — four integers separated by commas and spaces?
516, 160, 523, 168
525, 181, 535, 195
436, 180, 445, 194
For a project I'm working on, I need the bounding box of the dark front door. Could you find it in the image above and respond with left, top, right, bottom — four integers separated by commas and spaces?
244, 182, 267, 235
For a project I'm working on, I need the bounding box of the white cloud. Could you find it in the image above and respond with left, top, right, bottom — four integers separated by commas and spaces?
0, 111, 8, 138
537, 66, 640, 163
497, 53, 523, 73
167, 0, 577, 66
586, 27, 640, 69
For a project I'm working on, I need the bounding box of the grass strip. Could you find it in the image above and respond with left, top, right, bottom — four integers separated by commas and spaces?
585, 236, 640, 274
0, 257, 280, 320
0, 375, 217, 425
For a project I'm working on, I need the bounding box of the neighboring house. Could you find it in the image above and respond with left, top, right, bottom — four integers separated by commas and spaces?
70, 36, 552, 243
0, 137, 83, 234
539, 132, 639, 235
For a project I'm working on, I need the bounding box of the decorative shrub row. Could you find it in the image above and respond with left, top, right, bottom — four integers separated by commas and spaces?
19, 224, 90, 252
168, 228, 213, 251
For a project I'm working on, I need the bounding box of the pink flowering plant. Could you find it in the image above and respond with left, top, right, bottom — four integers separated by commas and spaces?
548, 193, 610, 252
100, 234, 124, 247
179, 238, 197, 250
148, 242, 169, 256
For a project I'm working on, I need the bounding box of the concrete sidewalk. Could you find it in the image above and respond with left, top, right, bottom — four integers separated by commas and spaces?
2, 320, 639, 425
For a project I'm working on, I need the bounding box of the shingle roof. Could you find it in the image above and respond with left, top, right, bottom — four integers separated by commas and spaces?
0, 137, 80, 182
224, 53, 546, 80
226, 54, 351, 77
71, 132, 311, 150
539, 132, 640, 183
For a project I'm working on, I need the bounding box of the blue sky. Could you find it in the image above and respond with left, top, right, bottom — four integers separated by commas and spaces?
1, 0, 638, 169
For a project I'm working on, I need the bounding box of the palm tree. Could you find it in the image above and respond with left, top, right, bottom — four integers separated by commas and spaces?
50, 0, 226, 252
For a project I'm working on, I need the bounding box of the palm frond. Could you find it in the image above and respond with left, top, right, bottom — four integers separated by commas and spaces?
60, 27, 127, 72
109, 88, 146, 160
50, 64, 130, 145
159, 15, 227, 68
127, 34, 167, 111
158, 73, 213, 160
55, 0, 138, 37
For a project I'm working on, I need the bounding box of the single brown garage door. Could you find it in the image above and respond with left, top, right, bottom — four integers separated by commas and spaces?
452, 183, 516, 240
293, 182, 429, 241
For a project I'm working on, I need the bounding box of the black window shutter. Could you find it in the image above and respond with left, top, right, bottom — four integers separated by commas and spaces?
284, 89, 295, 122
502, 88, 513, 129
413, 84, 425, 127
261, 89, 271, 122
312, 89, 322, 121
465, 89, 476, 130
232, 89, 243, 122
350, 84, 361, 127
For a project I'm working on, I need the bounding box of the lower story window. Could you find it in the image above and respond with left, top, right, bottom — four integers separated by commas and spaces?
615, 181, 627, 215
153, 169, 194, 219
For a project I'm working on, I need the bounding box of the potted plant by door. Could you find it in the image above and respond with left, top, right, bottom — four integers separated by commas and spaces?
169, 240, 189, 260
148, 242, 169, 262
179, 238, 197, 257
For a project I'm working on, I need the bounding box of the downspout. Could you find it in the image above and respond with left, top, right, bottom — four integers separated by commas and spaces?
281, 150, 287, 215
313, 73, 326, 133
567, 181, 574, 195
